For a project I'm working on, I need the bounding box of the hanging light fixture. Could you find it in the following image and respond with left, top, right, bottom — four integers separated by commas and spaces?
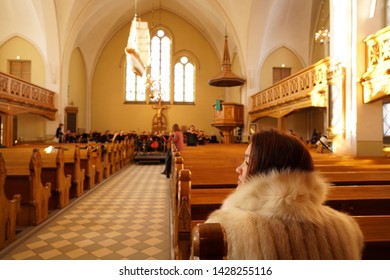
314, 0, 330, 44
209, 35, 245, 87
124, 0, 151, 77
315, 28, 330, 44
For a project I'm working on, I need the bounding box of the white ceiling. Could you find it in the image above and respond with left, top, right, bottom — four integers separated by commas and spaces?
0, 0, 321, 91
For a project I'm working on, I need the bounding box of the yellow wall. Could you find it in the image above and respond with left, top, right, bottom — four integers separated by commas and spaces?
91, 10, 225, 136
17, 114, 47, 142
260, 46, 304, 90
0, 36, 45, 85
0, 36, 47, 140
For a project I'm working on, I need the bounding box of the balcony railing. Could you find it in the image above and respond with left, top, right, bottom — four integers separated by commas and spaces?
249, 57, 330, 120
0, 72, 57, 120
361, 25, 390, 103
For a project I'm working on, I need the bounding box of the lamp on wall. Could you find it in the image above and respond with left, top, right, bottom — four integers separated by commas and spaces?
209, 34, 246, 87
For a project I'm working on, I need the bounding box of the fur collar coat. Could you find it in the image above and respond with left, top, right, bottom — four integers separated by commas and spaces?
206, 170, 364, 259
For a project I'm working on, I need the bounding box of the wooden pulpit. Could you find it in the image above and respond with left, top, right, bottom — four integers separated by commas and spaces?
212, 101, 244, 144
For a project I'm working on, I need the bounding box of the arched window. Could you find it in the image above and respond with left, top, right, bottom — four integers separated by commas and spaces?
150, 29, 171, 102
126, 28, 198, 104
125, 64, 145, 102
125, 28, 171, 103
174, 56, 195, 103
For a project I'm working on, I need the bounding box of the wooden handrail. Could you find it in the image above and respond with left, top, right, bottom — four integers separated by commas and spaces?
249, 57, 331, 120
0, 72, 57, 120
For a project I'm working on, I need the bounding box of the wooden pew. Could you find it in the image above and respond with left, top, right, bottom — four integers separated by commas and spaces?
2, 148, 51, 226
176, 176, 390, 259
102, 142, 111, 178
62, 145, 86, 198
172, 144, 390, 259
2, 147, 72, 210
175, 169, 191, 260
107, 142, 118, 174
13, 143, 85, 200
89, 144, 104, 184
190, 215, 390, 260
41, 148, 72, 209
79, 145, 96, 190
0, 153, 21, 250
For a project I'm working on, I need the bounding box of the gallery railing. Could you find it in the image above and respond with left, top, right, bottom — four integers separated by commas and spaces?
0, 72, 56, 120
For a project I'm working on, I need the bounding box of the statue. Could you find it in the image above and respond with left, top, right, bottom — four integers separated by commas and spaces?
152, 96, 167, 133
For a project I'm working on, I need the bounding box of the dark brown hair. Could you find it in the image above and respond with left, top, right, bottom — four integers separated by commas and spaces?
247, 129, 314, 176
172, 123, 180, 132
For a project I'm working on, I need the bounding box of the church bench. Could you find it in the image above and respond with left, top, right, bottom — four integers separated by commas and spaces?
188, 185, 390, 222
315, 163, 390, 172
41, 148, 72, 209
101, 142, 111, 178
2, 148, 51, 226
190, 215, 390, 260
107, 142, 118, 174
322, 171, 390, 185
14, 143, 85, 199
0, 153, 21, 250
176, 172, 390, 259
79, 145, 96, 190
61, 145, 86, 198
171, 144, 390, 259
2, 147, 72, 210
89, 144, 104, 184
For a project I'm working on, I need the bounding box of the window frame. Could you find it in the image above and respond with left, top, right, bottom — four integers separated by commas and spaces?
173, 55, 196, 105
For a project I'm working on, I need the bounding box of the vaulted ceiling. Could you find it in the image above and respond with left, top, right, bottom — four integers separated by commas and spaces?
0, 0, 322, 89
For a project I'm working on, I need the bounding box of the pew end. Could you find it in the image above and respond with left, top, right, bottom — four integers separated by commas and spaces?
191, 223, 227, 260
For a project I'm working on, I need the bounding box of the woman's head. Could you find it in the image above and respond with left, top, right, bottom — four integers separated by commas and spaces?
236, 129, 314, 184
172, 123, 180, 132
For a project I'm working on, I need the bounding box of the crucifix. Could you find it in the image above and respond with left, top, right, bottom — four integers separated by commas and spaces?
152, 95, 168, 133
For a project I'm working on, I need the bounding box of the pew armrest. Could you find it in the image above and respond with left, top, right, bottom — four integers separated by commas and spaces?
191, 223, 227, 260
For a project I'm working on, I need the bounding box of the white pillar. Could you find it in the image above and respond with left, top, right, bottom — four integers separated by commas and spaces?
329, 0, 357, 155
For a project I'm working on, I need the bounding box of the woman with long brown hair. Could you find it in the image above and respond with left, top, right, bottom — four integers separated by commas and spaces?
206, 129, 363, 259
161, 123, 184, 178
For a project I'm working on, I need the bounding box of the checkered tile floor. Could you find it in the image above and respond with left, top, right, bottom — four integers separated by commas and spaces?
0, 163, 172, 260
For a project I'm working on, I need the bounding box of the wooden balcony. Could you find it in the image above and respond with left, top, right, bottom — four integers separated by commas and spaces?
249, 57, 330, 121
0, 72, 57, 120
361, 26, 390, 103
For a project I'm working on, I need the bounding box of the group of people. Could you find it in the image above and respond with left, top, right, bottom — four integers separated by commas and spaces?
184, 125, 219, 146
310, 129, 331, 153
55, 123, 220, 150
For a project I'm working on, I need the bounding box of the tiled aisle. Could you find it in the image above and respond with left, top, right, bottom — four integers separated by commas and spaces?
0, 163, 172, 260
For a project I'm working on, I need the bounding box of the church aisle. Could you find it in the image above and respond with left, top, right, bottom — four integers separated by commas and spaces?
0, 163, 171, 260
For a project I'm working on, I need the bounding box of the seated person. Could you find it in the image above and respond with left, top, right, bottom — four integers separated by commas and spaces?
310, 129, 319, 144
197, 130, 206, 145
316, 135, 331, 153
205, 129, 363, 259
64, 130, 76, 143
186, 125, 198, 146
99, 130, 112, 143
209, 133, 219, 143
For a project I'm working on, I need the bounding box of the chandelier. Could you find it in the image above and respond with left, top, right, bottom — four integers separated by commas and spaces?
315, 27, 330, 44
145, 74, 161, 102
